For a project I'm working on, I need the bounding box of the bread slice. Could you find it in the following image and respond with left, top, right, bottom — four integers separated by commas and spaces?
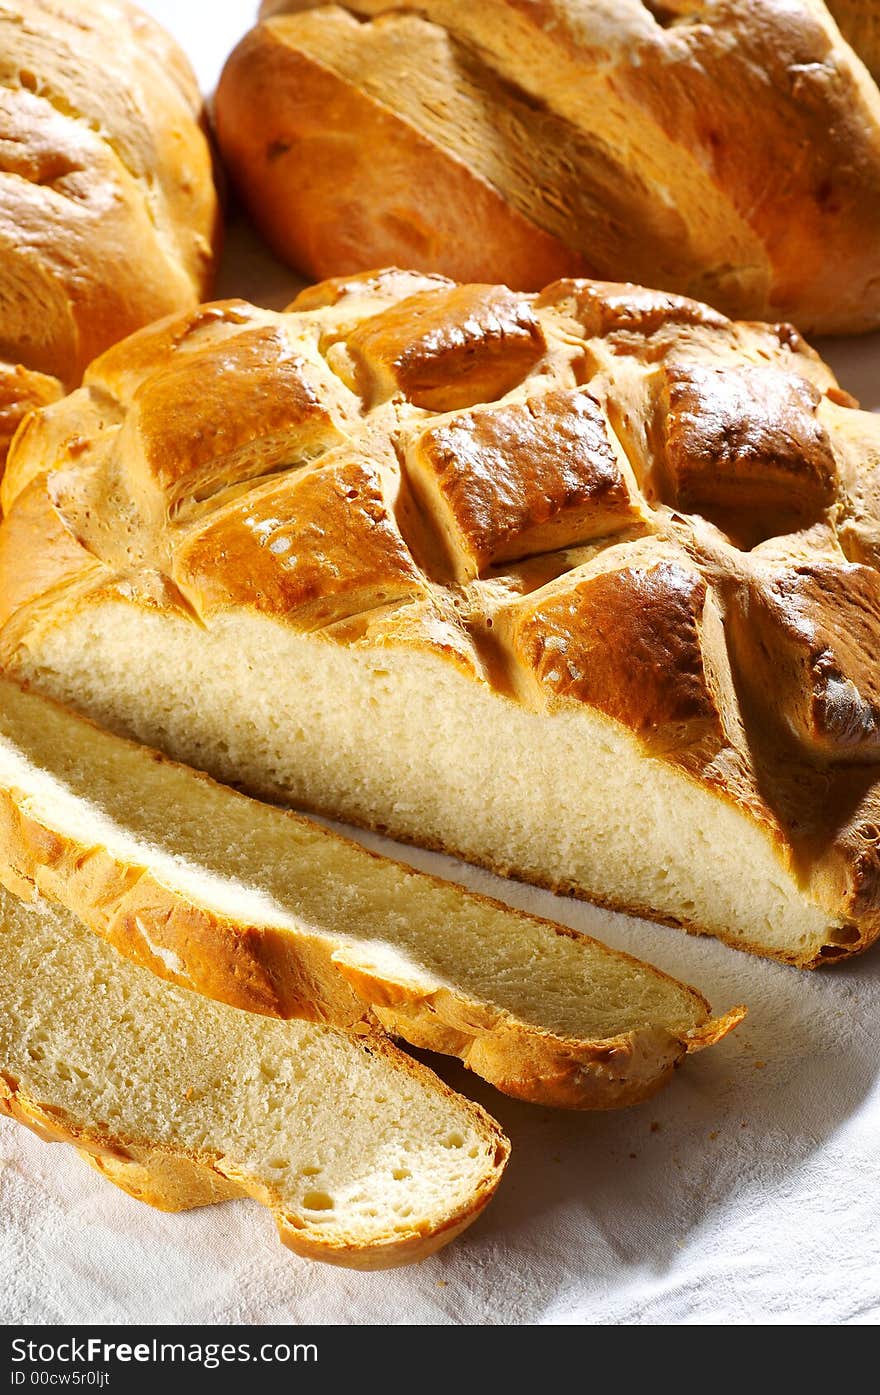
0, 679, 741, 1110
0, 881, 508, 1268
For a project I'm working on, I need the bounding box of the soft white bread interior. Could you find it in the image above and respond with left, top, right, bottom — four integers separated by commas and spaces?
20, 599, 859, 969
0, 679, 741, 1109
0, 883, 508, 1269
4, 275, 880, 969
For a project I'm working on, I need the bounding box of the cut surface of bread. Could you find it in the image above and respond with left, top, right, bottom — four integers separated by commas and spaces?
3, 273, 880, 968
220, 0, 880, 333
0, 679, 741, 1109
0, 883, 507, 1268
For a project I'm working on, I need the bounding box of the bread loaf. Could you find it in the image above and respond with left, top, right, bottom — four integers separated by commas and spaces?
0, 678, 742, 1110
0, 881, 507, 1268
218, 1, 880, 333
3, 270, 880, 967
0, 0, 219, 389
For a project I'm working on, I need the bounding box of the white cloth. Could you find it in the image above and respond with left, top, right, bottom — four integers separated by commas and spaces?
3, 0, 880, 1327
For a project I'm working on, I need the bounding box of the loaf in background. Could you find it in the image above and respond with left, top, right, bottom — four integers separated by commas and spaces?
0, 0, 220, 415
219, 1, 880, 333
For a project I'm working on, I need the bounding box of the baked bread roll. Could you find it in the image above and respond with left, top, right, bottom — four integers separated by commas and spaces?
3, 270, 880, 967
217, 1, 880, 333
0, 0, 220, 389
0, 677, 742, 1110
0, 881, 507, 1268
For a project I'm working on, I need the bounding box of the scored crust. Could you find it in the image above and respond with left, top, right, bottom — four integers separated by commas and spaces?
3, 270, 880, 968
0, 0, 219, 387
223, 1, 880, 332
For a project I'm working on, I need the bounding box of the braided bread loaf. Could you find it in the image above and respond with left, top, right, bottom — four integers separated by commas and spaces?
218, 0, 880, 333
3, 268, 880, 967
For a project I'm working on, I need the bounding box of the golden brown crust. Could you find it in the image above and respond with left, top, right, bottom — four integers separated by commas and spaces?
214, 15, 584, 291
726, 560, 880, 762
505, 550, 721, 740
369, 1003, 745, 1111
290, 267, 456, 314
128, 325, 354, 512
173, 450, 427, 627
83, 302, 267, 409
345, 283, 547, 411
405, 388, 643, 580
827, 0, 880, 80
537, 279, 731, 340
0, 0, 219, 386
4, 272, 880, 966
231, 0, 880, 333
833, 407, 880, 570
0, 475, 102, 638
658, 364, 837, 539
0, 362, 62, 477
82, 1149, 242, 1212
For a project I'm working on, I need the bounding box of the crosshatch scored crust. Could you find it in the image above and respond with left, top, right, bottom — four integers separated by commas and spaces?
3, 269, 880, 968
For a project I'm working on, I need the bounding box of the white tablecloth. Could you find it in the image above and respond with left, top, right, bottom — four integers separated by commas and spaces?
3, 0, 880, 1327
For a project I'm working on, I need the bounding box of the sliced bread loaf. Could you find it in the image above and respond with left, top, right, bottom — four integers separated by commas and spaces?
4, 277, 879, 968
0, 679, 742, 1110
0, 882, 507, 1268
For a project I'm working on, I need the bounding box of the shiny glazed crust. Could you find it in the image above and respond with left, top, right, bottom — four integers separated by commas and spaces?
216, 0, 880, 332
0, 679, 742, 1110
4, 271, 880, 966
0, 0, 220, 387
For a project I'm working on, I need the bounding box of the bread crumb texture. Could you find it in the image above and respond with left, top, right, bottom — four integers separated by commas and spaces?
2, 270, 879, 970
0, 885, 507, 1268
